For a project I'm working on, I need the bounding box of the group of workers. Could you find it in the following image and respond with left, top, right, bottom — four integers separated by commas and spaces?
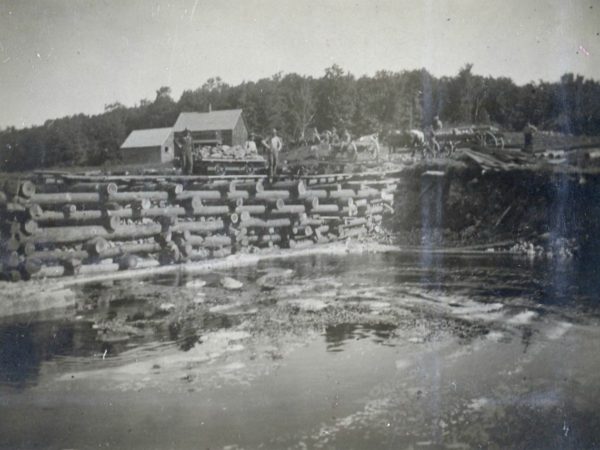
176, 116, 539, 177
309, 126, 349, 145
245, 126, 360, 177
306, 126, 364, 161
176, 127, 282, 177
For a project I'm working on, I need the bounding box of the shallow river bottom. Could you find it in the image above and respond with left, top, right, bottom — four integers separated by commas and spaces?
1, 251, 600, 449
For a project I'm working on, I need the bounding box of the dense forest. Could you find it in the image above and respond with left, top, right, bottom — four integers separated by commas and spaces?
1, 64, 599, 171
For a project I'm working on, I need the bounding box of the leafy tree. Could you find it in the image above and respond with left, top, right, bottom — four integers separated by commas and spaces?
316, 65, 356, 131
2, 66, 600, 172
280, 74, 316, 142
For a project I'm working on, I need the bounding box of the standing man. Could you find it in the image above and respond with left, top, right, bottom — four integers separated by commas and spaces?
330, 127, 340, 145
266, 128, 283, 179
433, 115, 443, 131
340, 128, 356, 160
176, 128, 194, 175
369, 134, 381, 163
523, 122, 538, 153
340, 128, 352, 149
424, 125, 440, 158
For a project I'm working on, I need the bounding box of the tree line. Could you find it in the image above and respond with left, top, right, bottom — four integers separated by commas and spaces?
1, 64, 599, 171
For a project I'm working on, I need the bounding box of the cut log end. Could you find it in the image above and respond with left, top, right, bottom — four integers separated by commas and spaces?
20, 180, 37, 198
105, 215, 121, 232
24, 258, 42, 275
28, 204, 43, 219
23, 219, 39, 235
105, 183, 119, 195
22, 241, 36, 256
6, 237, 21, 252
297, 180, 306, 196
118, 254, 138, 270
7, 251, 21, 268
86, 237, 109, 256
62, 204, 77, 216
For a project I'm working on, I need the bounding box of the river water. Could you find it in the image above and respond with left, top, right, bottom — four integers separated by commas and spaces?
1, 251, 600, 449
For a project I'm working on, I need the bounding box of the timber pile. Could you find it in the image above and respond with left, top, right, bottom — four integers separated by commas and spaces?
455, 148, 536, 171
0, 174, 395, 281
197, 144, 263, 160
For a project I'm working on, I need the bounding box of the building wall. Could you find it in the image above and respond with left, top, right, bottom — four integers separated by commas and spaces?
221, 130, 233, 146
160, 133, 175, 163
174, 130, 223, 149
170, 115, 247, 149
121, 146, 162, 165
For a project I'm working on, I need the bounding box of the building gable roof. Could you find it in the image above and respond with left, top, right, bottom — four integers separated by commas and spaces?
173, 109, 243, 132
121, 127, 173, 149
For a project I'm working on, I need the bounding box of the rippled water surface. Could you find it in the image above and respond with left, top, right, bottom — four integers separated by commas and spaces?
1, 251, 600, 449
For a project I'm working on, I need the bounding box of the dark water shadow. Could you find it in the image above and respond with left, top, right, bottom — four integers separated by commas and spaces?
325, 323, 398, 352
0, 320, 98, 388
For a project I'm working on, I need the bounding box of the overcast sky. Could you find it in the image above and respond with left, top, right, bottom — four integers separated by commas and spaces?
0, 0, 598, 129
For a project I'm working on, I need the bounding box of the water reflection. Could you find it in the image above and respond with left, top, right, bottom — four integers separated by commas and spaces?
0, 321, 98, 388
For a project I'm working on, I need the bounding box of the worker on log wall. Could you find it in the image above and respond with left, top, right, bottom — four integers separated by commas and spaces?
176, 128, 194, 175
266, 128, 283, 179
523, 122, 538, 153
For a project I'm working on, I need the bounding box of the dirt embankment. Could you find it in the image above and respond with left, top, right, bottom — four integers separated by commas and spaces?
388, 164, 600, 256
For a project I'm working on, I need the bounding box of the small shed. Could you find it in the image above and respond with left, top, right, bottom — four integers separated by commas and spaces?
173, 109, 248, 148
120, 127, 174, 165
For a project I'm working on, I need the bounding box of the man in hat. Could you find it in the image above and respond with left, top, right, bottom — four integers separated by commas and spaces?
176, 128, 194, 175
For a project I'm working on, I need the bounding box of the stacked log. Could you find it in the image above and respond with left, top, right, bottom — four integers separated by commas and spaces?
0, 174, 394, 281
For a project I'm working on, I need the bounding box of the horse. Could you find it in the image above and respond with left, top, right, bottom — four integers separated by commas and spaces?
386, 129, 425, 158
